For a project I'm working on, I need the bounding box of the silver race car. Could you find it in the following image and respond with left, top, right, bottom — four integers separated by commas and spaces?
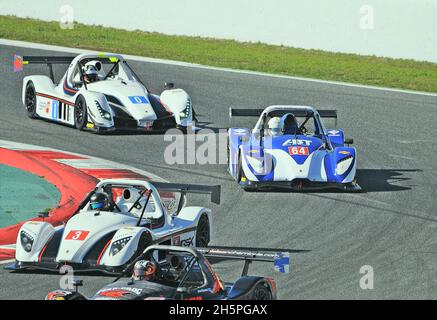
18, 53, 195, 133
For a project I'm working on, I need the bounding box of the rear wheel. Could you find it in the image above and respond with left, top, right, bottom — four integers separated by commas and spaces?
251, 283, 272, 300
74, 96, 88, 130
24, 82, 37, 118
195, 215, 210, 247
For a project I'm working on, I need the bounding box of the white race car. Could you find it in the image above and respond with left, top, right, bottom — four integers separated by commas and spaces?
19, 53, 195, 133
7, 179, 219, 274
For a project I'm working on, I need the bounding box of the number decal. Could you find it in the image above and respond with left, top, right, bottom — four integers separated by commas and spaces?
128, 96, 149, 104
65, 230, 90, 241
288, 146, 309, 156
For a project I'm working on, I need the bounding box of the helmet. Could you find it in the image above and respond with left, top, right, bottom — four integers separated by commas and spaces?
83, 63, 99, 83
133, 260, 156, 281
89, 192, 110, 211
282, 113, 299, 134
267, 117, 282, 136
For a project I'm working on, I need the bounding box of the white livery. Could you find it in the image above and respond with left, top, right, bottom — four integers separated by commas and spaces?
9, 179, 219, 274
20, 53, 195, 133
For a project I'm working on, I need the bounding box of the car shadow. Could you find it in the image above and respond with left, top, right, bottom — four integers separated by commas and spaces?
356, 168, 421, 193
246, 168, 421, 193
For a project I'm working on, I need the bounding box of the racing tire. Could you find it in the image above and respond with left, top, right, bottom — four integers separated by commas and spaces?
74, 95, 88, 130
251, 283, 272, 300
195, 214, 210, 247
24, 81, 37, 119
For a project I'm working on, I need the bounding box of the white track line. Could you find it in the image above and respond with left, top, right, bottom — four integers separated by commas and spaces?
2, 38, 437, 98
0, 139, 168, 182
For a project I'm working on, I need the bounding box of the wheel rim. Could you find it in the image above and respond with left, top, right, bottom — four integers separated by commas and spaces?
75, 100, 84, 124
254, 286, 270, 300
25, 86, 35, 113
196, 216, 209, 247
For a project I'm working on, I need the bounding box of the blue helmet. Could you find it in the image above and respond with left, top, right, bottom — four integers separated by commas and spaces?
90, 192, 110, 210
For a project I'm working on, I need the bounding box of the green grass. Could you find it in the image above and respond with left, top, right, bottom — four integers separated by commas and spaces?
2, 15, 437, 92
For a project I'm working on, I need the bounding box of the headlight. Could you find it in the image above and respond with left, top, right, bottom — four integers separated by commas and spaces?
336, 156, 354, 175
95, 100, 111, 121
179, 99, 191, 119
20, 231, 34, 253
110, 236, 132, 256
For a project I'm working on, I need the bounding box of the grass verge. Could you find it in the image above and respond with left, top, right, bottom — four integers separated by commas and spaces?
1, 15, 437, 93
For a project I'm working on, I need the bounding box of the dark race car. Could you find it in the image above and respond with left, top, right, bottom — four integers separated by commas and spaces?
45, 245, 302, 300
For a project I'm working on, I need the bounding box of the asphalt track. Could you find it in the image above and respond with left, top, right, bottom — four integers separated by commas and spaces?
1, 44, 437, 299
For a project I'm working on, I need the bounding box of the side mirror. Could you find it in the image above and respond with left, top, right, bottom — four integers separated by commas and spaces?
38, 211, 49, 218
164, 82, 174, 90
344, 138, 354, 145
72, 81, 83, 88
72, 279, 83, 289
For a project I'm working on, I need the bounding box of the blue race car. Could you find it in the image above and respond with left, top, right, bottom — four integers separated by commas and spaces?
227, 105, 361, 192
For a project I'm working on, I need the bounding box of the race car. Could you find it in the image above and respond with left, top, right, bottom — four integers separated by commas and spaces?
6, 179, 220, 274
45, 244, 298, 300
17, 53, 195, 133
227, 105, 361, 191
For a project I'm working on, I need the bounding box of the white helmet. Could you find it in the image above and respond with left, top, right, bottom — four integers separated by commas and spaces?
83, 62, 99, 83
268, 117, 282, 136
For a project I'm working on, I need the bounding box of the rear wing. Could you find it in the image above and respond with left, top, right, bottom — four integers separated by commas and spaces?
197, 245, 307, 262
196, 245, 309, 275
14, 55, 76, 82
230, 108, 337, 119
22, 56, 75, 65
152, 182, 221, 205
14, 55, 120, 82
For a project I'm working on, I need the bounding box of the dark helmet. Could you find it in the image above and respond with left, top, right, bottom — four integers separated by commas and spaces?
133, 260, 157, 281
282, 113, 299, 134
90, 192, 110, 211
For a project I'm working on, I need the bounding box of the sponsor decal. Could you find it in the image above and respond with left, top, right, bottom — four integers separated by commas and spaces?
45, 101, 50, 114
233, 128, 247, 135
339, 150, 350, 155
181, 236, 194, 247
288, 146, 309, 156
51, 100, 59, 119
86, 123, 95, 129
184, 296, 203, 300
328, 130, 341, 136
128, 96, 149, 104
282, 139, 312, 146
274, 252, 290, 273
65, 230, 90, 241
98, 287, 142, 298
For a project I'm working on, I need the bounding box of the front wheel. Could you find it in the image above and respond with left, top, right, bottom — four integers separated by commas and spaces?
74, 96, 88, 130
195, 215, 210, 247
24, 81, 37, 118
